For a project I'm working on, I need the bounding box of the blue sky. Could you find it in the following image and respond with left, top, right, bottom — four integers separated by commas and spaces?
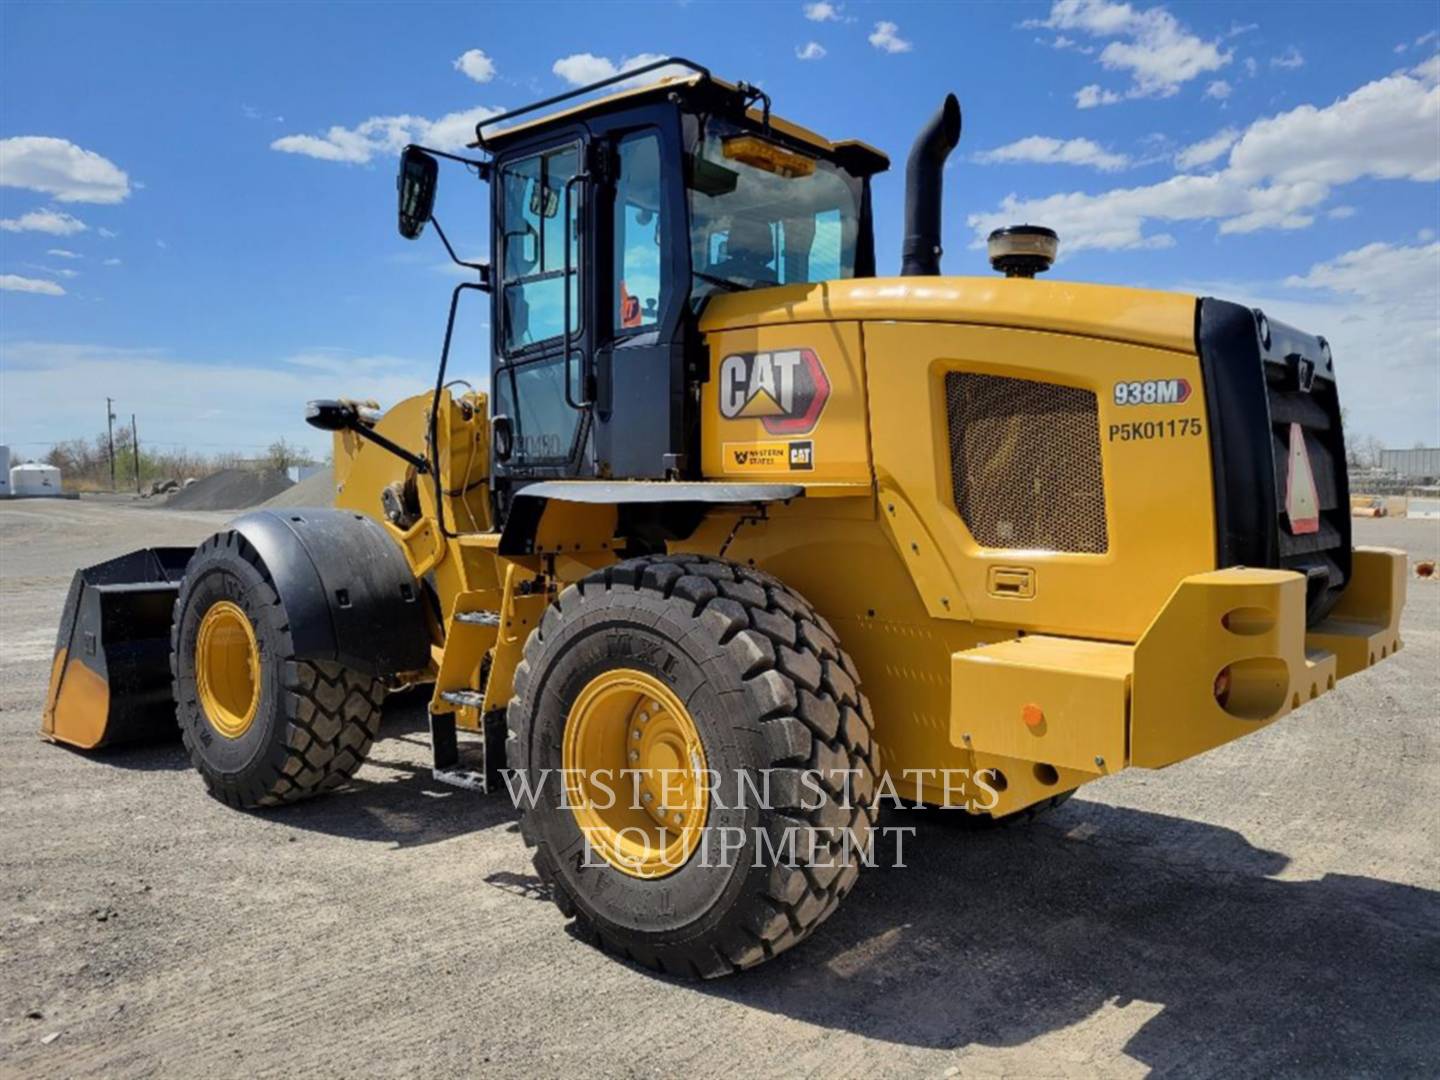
2, 0, 1437, 458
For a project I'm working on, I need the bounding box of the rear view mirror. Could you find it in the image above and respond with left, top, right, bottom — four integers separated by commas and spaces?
529, 182, 560, 219
397, 146, 438, 239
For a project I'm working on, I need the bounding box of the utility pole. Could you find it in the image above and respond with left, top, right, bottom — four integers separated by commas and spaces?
106, 397, 117, 492
131, 414, 141, 493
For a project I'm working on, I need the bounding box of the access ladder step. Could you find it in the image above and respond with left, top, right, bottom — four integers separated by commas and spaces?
453, 610, 502, 626
429, 706, 505, 793
440, 689, 485, 709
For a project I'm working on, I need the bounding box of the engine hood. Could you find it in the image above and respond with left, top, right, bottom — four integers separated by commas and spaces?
699, 276, 1198, 355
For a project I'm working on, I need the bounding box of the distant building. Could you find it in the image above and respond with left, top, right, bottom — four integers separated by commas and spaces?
1381, 448, 1440, 480
10, 462, 63, 497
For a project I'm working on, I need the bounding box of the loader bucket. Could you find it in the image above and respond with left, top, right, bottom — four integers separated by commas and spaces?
42, 547, 194, 749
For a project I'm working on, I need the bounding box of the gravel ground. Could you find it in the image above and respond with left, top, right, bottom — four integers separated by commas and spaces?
2, 498, 1436, 1078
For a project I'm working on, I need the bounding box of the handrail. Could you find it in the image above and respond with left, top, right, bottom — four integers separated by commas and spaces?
561, 171, 591, 410
474, 57, 712, 147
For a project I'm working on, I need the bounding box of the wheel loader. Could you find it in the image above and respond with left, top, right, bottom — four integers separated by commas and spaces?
43, 58, 1406, 977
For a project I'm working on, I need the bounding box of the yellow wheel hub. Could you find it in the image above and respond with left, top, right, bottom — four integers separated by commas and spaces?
563, 668, 709, 879
195, 600, 260, 739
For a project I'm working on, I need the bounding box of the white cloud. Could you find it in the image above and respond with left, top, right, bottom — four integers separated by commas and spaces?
869, 21, 912, 53
45, 267, 79, 279
550, 52, 670, 87
272, 104, 503, 164
1413, 53, 1440, 83
1285, 240, 1439, 300
804, 1, 841, 21
1271, 46, 1304, 70
1175, 127, 1239, 170
97, 226, 117, 239
0, 208, 87, 235
1244, 57, 1259, 77
1326, 205, 1356, 220
0, 136, 131, 204
796, 41, 827, 61
453, 48, 497, 84
0, 274, 65, 296
103, 256, 122, 266
1205, 79, 1232, 100
1252, 241, 1440, 442
1047, 34, 1095, 54
976, 135, 1128, 172
1028, 0, 1230, 103
1075, 84, 1122, 108
1228, 22, 1259, 37
970, 64, 1440, 252
0, 343, 435, 457
45, 248, 81, 258
1227, 66, 1440, 185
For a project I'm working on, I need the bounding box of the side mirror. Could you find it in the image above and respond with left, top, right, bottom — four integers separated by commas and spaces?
397, 147, 438, 240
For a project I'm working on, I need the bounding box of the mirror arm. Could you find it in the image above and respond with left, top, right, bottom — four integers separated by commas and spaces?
403, 143, 491, 181
428, 282, 488, 540
430, 215, 493, 291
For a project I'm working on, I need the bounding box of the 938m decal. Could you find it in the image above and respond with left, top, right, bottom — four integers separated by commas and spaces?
1113, 378, 1192, 406
719, 348, 831, 435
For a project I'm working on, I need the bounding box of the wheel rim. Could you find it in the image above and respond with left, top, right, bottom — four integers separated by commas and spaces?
195, 600, 260, 739
562, 669, 709, 879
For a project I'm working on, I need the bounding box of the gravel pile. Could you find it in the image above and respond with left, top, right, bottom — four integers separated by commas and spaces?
260, 466, 335, 508
163, 469, 293, 511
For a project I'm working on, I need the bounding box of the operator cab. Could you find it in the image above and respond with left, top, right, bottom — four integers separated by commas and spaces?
394, 58, 887, 503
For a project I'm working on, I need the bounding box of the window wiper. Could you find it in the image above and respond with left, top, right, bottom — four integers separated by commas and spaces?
692, 270, 745, 293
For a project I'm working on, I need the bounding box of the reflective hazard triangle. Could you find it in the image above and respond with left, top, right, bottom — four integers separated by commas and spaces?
1286, 421, 1321, 535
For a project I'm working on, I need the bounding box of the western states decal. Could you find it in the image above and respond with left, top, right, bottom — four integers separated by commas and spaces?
723, 440, 814, 473
718, 348, 830, 435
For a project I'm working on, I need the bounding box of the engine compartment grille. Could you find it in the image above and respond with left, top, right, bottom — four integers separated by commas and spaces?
944, 372, 1108, 554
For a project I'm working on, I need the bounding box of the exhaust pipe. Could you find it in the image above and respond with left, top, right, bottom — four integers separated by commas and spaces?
901, 94, 962, 277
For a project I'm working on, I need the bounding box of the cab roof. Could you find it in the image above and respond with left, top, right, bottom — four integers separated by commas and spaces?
470, 65, 889, 177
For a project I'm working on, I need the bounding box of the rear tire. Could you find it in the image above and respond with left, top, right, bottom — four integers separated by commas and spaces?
171, 530, 383, 809
507, 554, 879, 978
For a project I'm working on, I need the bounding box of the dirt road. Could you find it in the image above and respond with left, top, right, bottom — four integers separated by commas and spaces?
3, 499, 1437, 1078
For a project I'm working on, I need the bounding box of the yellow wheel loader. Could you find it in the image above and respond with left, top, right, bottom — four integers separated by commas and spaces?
43, 58, 1406, 976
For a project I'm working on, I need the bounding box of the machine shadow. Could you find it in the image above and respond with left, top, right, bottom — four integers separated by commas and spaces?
695, 799, 1440, 1075
253, 688, 520, 848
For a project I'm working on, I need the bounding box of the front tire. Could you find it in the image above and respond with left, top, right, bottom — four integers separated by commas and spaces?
507, 554, 879, 978
170, 530, 383, 809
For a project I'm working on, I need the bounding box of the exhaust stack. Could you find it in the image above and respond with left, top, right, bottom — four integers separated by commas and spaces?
901, 94, 962, 276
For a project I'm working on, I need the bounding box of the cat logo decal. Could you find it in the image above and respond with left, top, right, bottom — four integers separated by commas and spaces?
718, 349, 830, 435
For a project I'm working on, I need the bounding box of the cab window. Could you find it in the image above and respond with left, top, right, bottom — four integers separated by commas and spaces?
687, 120, 861, 301
613, 132, 664, 332
498, 143, 581, 353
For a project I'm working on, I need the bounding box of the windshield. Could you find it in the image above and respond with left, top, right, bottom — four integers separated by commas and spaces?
687, 119, 862, 302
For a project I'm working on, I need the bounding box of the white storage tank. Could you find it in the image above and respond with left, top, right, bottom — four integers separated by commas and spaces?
0, 445, 10, 497
10, 462, 63, 497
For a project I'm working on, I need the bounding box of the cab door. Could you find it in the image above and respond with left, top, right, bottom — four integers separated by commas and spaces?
491, 135, 591, 478
590, 114, 693, 479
